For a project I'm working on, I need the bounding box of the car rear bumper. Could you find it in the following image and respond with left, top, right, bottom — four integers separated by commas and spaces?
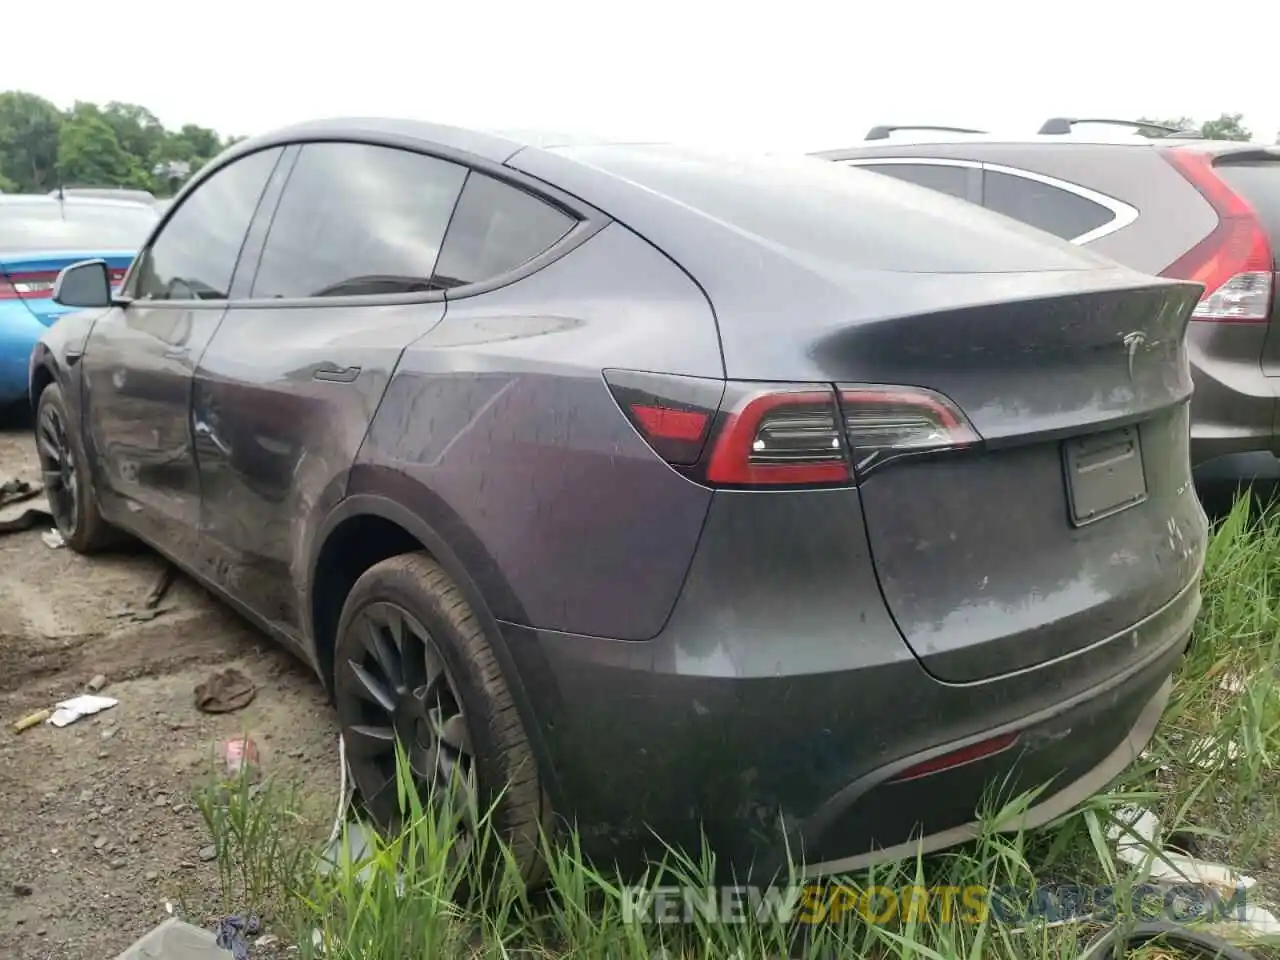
498, 519, 1197, 880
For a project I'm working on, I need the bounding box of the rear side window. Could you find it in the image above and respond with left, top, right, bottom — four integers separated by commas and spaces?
133, 148, 282, 301
1214, 161, 1280, 246
431, 174, 576, 289
251, 142, 467, 299
856, 163, 971, 201
981, 170, 1114, 241
553, 144, 1104, 273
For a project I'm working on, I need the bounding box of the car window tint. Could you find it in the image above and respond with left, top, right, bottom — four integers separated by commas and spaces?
982, 170, 1114, 241
133, 148, 282, 301
857, 163, 971, 201
251, 143, 467, 299
432, 174, 576, 289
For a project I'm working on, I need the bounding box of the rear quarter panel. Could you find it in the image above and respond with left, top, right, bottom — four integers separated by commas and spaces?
355, 221, 725, 640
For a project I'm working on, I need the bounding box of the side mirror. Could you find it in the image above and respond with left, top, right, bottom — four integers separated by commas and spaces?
52, 259, 113, 309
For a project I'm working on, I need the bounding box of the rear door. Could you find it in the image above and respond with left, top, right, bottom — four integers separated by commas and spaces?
1212, 152, 1280, 376
81, 147, 287, 559
190, 140, 468, 639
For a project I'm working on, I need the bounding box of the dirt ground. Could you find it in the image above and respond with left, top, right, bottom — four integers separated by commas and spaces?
0, 424, 340, 960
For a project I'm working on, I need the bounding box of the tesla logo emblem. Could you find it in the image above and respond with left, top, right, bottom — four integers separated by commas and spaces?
1122, 332, 1146, 381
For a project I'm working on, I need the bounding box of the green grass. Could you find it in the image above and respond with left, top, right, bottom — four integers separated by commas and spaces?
196, 495, 1280, 959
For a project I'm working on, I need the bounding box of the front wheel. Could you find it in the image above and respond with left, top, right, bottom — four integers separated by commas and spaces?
332, 552, 549, 884
34, 383, 117, 554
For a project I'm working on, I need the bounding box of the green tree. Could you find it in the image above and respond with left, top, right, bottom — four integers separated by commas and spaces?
56, 102, 143, 188
1137, 113, 1252, 141
101, 101, 167, 168
0, 90, 64, 191
1200, 112, 1251, 141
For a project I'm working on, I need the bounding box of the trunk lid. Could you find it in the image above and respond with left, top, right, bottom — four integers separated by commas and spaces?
812, 272, 1206, 682
0, 250, 135, 326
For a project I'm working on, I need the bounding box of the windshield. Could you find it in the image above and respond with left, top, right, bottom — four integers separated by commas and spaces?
0, 201, 158, 254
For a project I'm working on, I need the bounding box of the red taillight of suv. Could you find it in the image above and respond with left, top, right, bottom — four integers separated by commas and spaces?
604, 370, 981, 487
1160, 149, 1275, 323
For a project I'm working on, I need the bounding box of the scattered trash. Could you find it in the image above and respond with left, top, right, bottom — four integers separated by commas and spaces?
222, 735, 260, 779
107, 562, 180, 623
12, 707, 52, 734
47, 694, 118, 728
86, 673, 108, 693
1190, 736, 1244, 769
326, 733, 352, 847
196, 668, 257, 714
41, 528, 65, 549
0, 478, 50, 537
213, 914, 260, 960
0, 477, 38, 504
144, 562, 176, 609
109, 916, 224, 960
1107, 804, 1280, 936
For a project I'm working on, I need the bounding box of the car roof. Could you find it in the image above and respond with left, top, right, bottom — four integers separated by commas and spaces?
812, 127, 1275, 157
232, 116, 631, 166
0, 194, 157, 211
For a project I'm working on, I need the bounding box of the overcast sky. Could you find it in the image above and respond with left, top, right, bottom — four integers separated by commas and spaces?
5, 0, 1277, 151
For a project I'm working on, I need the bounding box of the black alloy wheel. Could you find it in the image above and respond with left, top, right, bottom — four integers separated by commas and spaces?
336, 599, 478, 833
36, 400, 78, 539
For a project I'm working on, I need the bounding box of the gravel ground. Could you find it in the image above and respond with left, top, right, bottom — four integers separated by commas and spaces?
0, 423, 339, 960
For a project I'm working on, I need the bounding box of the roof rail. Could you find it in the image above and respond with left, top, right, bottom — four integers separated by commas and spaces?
1162, 129, 1204, 140
864, 124, 987, 141
1038, 117, 1187, 136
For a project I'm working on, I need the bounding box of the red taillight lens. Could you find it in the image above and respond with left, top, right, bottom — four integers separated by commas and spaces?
1160, 149, 1275, 323
839, 384, 980, 476
0, 271, 58, 300
707, 389, 850, 486
888, 732, 1019, 784
605, 370, 981, 488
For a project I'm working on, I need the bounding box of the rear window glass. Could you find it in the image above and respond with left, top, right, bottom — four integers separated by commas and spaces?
856, 162, 972, 201
981, 170, 1115, 241
1214, 161, 1280, 249
551, 144, 1108, 274
0, 201, 157, 253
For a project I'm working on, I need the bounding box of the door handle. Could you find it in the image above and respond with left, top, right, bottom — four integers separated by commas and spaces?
313, 363, 361, 383
165, 346, 190, 360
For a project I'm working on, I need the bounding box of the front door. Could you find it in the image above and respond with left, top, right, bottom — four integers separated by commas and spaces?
193, 141, 467, 640
82, 146, 287, 560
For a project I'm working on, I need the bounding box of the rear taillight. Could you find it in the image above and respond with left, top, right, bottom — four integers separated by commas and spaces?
605, 371, 980, 487
0, 271, 58, 300
1160, 149, 1275, 322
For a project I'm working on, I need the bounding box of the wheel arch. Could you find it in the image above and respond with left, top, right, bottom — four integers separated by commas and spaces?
306, 491, 561, 799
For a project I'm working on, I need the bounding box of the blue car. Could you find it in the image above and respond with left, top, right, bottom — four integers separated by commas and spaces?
0, 195, 158, 408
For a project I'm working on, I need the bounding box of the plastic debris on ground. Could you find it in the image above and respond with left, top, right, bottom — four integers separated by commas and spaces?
212, 914, 260, 960
47, 694, 118, 727
41, 528, 65, 549
221, 735, 261, 780
110, 917, 226, 960
1108, 804, 1280, 936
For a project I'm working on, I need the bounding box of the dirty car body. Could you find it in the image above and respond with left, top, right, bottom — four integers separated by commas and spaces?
31, 120, 1208, 879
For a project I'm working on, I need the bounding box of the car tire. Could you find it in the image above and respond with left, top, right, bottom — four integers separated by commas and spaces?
35, 382, 118, 554
332, 552, 549, 884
